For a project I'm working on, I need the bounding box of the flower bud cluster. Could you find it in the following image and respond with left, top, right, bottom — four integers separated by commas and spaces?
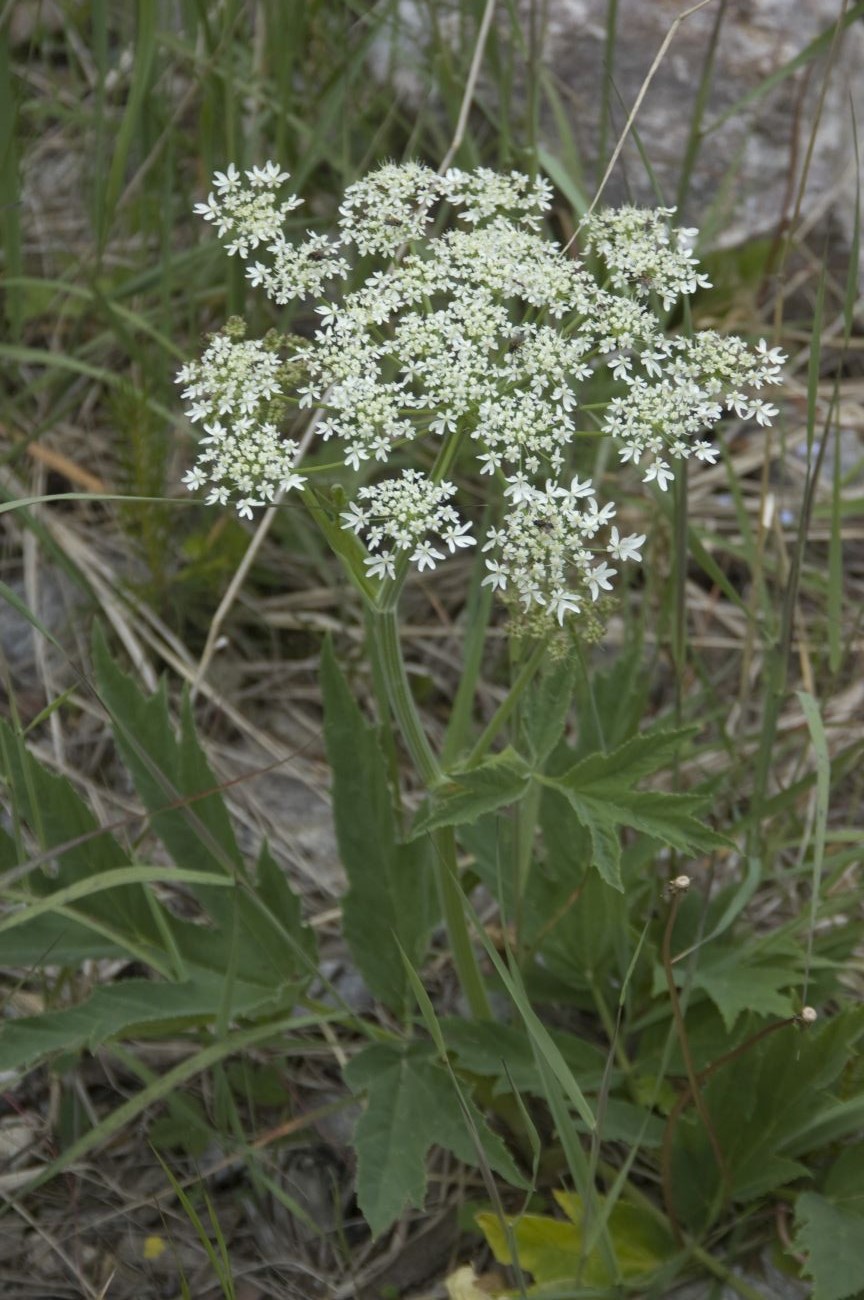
178, 161, 785, 625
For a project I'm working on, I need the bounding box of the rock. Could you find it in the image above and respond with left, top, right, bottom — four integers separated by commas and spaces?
374, 0, 863, 276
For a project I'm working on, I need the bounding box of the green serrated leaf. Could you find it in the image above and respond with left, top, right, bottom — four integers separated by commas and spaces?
92, 626, 302, 990
541, 729, 728, 889
255, 840, 317, 974
412, 748, 532, 838
560, 727, 698, 789
668, 1011, 864, 1228
0, 715, 161, 947
344, 1042, 525, 1237
320, 640, 435, 1009
692, 950, 796, 1031
92, 624, 243, 919
794, 1192, 864, 1300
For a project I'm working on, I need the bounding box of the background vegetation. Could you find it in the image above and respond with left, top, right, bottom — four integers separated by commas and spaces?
1, 2, 863, 1298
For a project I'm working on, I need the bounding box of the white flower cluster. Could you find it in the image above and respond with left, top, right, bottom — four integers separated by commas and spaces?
482, 477, 645, 625
581, 206, 713, 312
177, 332, 305, 517
341, 469, 475, 579
194, 163, 304, 258
178, 161, 786, 624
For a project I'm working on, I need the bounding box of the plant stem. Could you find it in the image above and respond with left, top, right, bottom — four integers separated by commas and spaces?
465, 637, 547, 768
374, 606, 441, 786
369, 605, 492, 1020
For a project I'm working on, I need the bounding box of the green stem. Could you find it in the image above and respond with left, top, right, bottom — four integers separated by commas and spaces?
369, 605, 492, 1020
374, 606, 440, 786
465, 637, 547, 768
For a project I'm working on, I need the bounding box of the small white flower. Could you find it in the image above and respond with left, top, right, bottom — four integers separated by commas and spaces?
756, 338, 787, 368
213, 163, 240, 193
610, 354, 633, 381
365, 550, 396, 581
442, 520, 476, 552
569, 475, 595, 499
411, 540, 444, 572
340, 502, 367, 532
643, 460, 674, 491
279, 471, 307, 492
548, 588, 581, 624
587, 561, 616, 601
503, 473, 536, 505
751, 399, 779, 427
607, 527, 646, 562
182, 466, 207, 490
482, 559, 508, 591
344, 444, 370, 471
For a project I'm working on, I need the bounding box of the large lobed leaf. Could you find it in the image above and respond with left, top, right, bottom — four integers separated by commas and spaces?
344, 1041, 526, 1238
794, 1192, 864, 1300
539, 728, 728, 890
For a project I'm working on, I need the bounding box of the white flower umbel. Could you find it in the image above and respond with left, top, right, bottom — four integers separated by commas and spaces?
338, 161, 441, 256
439, 167, 553, 230
480, 478, 645, 625
178, 161, 787, 623
176, 331, 305, 511
194, 163, 304, 259
582, 206, 712, 312
341, 469, 476, 578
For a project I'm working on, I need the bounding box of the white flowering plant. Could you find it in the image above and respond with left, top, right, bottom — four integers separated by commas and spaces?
177, 160, 782, 623
176, 160, 795, 1237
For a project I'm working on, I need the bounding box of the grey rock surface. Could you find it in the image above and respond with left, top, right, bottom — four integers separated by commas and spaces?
375, 0, 862, 272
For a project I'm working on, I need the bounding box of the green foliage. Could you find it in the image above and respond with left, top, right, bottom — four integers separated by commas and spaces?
413, 748, 533, 837
0, 974, 282, 1075
688, 944, 797, 1030
0, 626, 315, 1076
477, 1190, 676, 1291
540, 728, 728, 890
794, 1192, 864, 1300
320, 638, 436, 1011
667, 1010, 864, 1232
521, 656, 577, 766
344, 1041, 526, 1239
